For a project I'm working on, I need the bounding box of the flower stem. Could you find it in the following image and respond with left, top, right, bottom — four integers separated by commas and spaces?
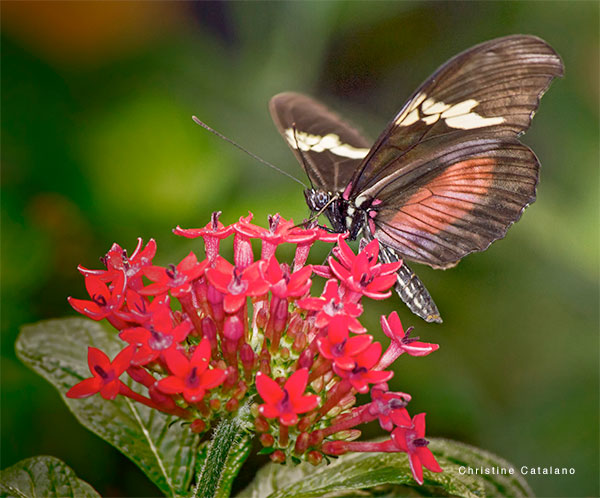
192, 403, 252, 498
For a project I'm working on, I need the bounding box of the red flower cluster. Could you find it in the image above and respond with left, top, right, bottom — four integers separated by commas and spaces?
67, 212, 441, 485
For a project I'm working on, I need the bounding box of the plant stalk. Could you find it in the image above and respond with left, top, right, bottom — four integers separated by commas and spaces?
192, 405, 251, 498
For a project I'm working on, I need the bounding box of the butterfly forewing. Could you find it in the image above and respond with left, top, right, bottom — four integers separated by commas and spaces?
269, 92, 371, 192
350, 35, 563, 199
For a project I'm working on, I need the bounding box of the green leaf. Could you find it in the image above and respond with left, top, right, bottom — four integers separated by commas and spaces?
429, 439, 534, 497
0, 455, 100, 498
15, 318, 201, 498
240, 438, 533, 498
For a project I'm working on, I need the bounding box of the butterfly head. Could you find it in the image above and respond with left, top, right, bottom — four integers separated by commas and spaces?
305, 188, 368, 240
304, 188, 331, 213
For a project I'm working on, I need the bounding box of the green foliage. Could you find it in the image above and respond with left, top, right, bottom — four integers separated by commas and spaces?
15, 318, 201, 498
241, 439, 533, 498
0, 456, 100, 498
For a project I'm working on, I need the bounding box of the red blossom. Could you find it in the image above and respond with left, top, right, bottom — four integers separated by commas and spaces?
114, 289, 169, 324
322, 412, 442, 485
66, 345, 135, 400
368, 385, 412, 431
391, 413, 442, 485
298, 280, 365, 342
333, 342, 393, 393
256, 369, 319, 426
330, 238, 400, 300
378, 312, 439, 370
317, 334, 373, 371
68, 272, 126, 321
206, 258, 269, 313
173, 211, 234, 263
157, 338, 225, 403
79, 239, 156, 291
66, 211, 442, 474
262, 256, 312, 299
141, 252, 208, 297
235, 213, 316, 260
119, 305, 192, 365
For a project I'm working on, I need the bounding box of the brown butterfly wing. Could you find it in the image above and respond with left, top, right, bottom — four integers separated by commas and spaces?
269, 92, 370, 192
371, 134, 538, 268
349, 35, 563, 268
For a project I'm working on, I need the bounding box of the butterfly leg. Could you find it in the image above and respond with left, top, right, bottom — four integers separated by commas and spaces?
378, 245, 443, 324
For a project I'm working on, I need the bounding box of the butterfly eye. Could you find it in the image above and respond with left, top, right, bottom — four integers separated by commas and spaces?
316, 192, 330, 207
304, 189, 331, 211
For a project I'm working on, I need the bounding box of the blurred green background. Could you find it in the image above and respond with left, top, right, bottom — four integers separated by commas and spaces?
2, 2, 598, 497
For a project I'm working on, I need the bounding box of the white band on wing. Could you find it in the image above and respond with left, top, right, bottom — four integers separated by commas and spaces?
284, 129, 370, 159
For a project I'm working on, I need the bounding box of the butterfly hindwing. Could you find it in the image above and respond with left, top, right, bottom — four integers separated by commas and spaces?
269, 92, 370, 192
371, 133, 538, 268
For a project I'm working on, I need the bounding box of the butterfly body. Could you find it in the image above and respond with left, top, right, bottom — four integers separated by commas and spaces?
270, 35, 563, 323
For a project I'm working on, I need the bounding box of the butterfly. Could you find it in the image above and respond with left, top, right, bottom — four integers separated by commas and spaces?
269, 35, 563, 323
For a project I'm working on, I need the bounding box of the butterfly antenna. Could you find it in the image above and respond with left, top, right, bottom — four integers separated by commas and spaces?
291, 123, 315, 189
192, 116, 308, 188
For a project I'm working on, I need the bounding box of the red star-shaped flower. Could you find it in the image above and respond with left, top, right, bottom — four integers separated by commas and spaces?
391, 413, 442, 485
330, 238, 400, 300
317, 334, 373, 371
114, 289, 170, 325
256, 368, 320, 426
205, 258, 269, 313
68, 272, 126, 321
140, 252, 208, 297
297, 280, 365, 342
157, 338, 225, 403
79, 239, 156, 291
173, 211, 234, 263
119, 305, 192, 365
333, 342, 393, 393
368, 385, 412, 431
66, 345, 135, 400
235, 213, 317, 257
262, 256, 312, 299
377, 312, 439, 370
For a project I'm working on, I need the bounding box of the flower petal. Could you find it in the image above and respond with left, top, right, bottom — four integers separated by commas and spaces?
112, 345, 135, 374
284, 368, 309, 400
408, 452, 424, 485
256, 372, 284, 405
279, 412, 299, 426
157, 376, 186, 394
201, 368, 226, 389
163, 349, 189, 378
417, 447, 443, 473
100, 380, 120, 400
66, 377, 103, 398
87, 347, 111, 373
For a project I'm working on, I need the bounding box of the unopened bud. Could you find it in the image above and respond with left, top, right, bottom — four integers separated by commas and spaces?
270, 450, 286, 463
191, 419, 206, 433
255, 416, 269, 432
307, 450, 323, 466
294, 432, 310, 454
259, 433, 274, 447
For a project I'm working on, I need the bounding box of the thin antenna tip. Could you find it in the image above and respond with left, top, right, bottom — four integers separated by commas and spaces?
191, 114, 308, 189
